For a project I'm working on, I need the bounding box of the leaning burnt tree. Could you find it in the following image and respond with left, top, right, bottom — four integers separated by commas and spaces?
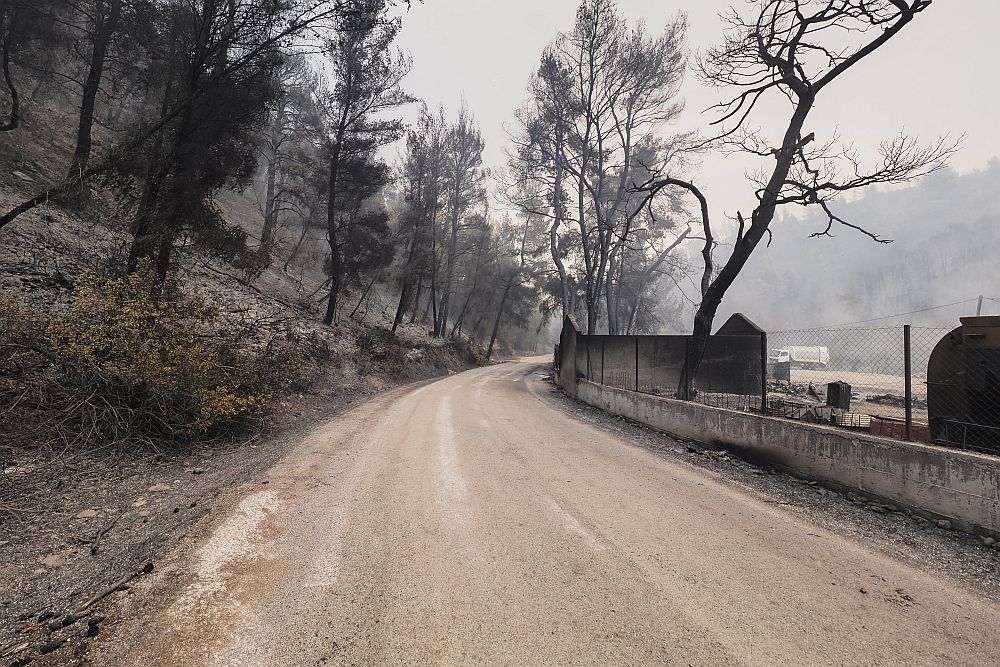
636, 0, 953, 399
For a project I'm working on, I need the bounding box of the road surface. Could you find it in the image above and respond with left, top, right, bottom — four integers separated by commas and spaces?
101, 361, 1000, 665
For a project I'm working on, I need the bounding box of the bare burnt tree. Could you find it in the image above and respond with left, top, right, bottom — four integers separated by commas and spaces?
390, 107, 446, 336
505, 51, 573, 317
257, 54, 321, 262
508, 0, 689, 334
636, 0, 954, 398
603, 138, 696, 334
446, 214, 492, 339
65, 0, 124, 195
483, 215, 545, 361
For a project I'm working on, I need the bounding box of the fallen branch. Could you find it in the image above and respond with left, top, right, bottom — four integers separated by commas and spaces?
73, 562, 154, 615
6, 562, 154, 665
0, 641, 30, 659
90, 512, 124, 556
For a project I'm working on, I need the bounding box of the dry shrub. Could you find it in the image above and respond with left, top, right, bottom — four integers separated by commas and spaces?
0, 265, 302, 451
453, 336, 488, 367
355, 328, 408, 376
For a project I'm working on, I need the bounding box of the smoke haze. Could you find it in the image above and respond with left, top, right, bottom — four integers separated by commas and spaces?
714, 161, 1000, 332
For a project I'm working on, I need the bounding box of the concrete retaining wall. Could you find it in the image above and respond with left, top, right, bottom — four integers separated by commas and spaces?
574, 380, 1000, 535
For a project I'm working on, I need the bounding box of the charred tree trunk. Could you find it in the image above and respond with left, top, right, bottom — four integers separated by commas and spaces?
391, 281, 412, 335
428, 209, 440, 334
392, 193, 422, 335
391, 236, 418, 335
470, 307, 488, 341
283, 216, 312, 272
0, 0, 20, 133
486, 287, 510, 362
126, 167, 168, 272
604, 258, 619, 335
350, 272, 378, 320
585, 291, 598, 335
449, 290, 474, 339
67, 0, 123, 198
437, 211, 459, 338
154, 231, 174, 282
550, 216, 570, 317
259, 94, 286, 258
323, 231, 342, 326
681, 103, 811, 398
323, 106, 349, 326
449, 242, 484, 339
409, 276, 424, 324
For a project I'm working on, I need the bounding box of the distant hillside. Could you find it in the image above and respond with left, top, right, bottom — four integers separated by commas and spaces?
714, 160, 1000, 331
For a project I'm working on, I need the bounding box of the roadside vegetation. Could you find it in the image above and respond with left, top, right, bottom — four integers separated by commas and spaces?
0, 0, 553, 477
0, 10, 548, 634
0, 0, 973, 663
0, 0, 954, 508
1, 264, 304, 452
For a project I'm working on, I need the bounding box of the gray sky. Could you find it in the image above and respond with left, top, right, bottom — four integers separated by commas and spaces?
395, 0, 1000, 223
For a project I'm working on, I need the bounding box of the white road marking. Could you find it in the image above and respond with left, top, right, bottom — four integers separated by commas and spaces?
189, 490, 278, 598
543, 495, 606, 552
436, 395, 467, 506
473, 376, 489, 400
167, 490, 281, 663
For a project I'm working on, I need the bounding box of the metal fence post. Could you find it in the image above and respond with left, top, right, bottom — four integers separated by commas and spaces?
601, 337, 605, 386
650, 339, 656, 394
904, 324, 912, 441
761, 332, 768, 414
635, 337, 640, 392
682, 336, 690, 401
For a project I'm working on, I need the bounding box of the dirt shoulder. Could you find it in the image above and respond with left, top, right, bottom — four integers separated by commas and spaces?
534, 369, 1000, 604
0, 107, 485, 666
0, 366, 463, 666
68, 362, 1000, 666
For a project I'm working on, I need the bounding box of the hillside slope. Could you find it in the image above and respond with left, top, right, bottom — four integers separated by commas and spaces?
716, 162, 1000, 330
0, 110, 481, 663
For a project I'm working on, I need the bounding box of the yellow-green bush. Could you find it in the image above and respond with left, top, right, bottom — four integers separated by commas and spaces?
1, 265, 302, 448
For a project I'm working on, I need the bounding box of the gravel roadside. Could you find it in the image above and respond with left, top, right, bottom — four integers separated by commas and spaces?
0, 371, 465, 666
536, 371, 1000, 603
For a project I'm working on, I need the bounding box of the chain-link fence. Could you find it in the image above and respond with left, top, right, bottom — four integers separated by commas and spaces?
765, 326, 946, 443
565, 319, 1000, 455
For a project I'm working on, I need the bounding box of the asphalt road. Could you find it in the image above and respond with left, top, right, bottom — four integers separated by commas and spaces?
100, 360, 1000, 666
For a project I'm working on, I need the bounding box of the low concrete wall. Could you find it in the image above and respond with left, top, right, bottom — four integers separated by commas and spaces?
575, 380, 1000, 535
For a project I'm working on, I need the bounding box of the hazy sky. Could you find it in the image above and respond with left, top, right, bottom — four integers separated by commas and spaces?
394, 0, 1000, 224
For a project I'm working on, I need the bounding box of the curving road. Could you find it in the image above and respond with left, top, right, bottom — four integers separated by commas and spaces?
100, 360, 1000, 666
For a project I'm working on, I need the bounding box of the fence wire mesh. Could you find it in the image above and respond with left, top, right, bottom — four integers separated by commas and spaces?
570, 321, 1000, 455
765, 327, 945, 443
